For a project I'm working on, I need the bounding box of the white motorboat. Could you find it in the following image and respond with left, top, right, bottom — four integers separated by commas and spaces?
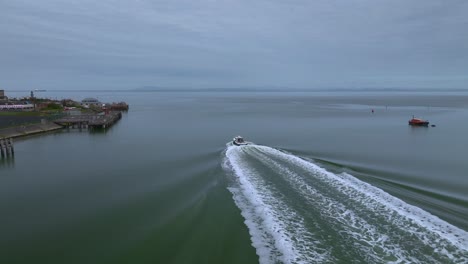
233, 136, 250, 146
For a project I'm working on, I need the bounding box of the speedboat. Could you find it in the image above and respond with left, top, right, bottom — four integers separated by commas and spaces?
409, 117, 429, 126
233, 136, 250, 146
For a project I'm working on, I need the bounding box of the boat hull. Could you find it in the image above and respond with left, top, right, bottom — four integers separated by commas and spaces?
409, 121, 429, 126
233, 141, 250, 146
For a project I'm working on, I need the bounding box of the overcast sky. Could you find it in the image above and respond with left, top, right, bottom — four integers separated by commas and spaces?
1, 0, 467, 90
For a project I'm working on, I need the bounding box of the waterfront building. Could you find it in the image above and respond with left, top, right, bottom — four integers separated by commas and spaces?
81, 98, 101, 108
0, 104, 34, 111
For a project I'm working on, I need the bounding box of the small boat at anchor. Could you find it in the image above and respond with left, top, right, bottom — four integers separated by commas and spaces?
233, 136, 251, 146
409, 117, 429, 126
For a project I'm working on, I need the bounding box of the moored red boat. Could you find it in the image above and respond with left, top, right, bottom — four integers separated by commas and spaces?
409, 117, 429, 126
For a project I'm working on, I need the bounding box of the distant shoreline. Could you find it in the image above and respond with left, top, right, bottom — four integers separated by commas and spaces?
4, 88, 468, 93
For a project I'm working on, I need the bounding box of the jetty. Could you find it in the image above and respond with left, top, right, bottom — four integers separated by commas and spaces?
0, 138, 14, 158
54, 111, 122, 129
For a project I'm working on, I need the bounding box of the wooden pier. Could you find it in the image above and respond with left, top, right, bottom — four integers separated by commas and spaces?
54, 111, 122, 129
0, 138, 14, 158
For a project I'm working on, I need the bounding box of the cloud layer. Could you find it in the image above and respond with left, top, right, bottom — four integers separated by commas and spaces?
1, 0, 467, 90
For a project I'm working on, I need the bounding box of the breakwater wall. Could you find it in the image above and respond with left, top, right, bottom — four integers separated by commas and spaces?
0, 121, 63, 139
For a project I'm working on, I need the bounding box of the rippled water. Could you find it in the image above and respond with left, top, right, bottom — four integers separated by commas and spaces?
1, 90, 467, 263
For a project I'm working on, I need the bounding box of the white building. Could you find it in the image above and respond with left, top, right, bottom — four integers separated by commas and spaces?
0, 104, 34, 110
81, 98, 101, 108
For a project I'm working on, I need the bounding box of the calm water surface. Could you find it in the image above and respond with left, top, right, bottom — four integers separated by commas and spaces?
1, 90, 467, 263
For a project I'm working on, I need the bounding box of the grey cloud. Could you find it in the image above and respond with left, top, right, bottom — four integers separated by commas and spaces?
1, 0, 467, 90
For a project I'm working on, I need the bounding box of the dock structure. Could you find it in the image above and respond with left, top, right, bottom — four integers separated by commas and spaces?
108, 102, 129, 111
54, 111, 122, 129
0, 138, 14, 158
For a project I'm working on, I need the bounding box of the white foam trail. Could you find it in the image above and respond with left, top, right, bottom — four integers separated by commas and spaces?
253, 145, 468, 262
258, 146, 468, 245
223, 144, 468, 263
224, 146, 331, 264
249, 149, 409, 262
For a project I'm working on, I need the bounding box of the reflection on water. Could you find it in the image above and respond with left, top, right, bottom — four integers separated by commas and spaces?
408, 125, 430, 134
0, 156, 15, 169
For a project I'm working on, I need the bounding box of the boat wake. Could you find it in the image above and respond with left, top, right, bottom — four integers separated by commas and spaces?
222, 144, 468, 264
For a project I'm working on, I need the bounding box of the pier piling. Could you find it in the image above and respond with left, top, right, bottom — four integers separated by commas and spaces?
0, 138, 14, 158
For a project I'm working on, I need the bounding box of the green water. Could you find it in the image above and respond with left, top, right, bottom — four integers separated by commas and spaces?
1, 91, 467, 263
